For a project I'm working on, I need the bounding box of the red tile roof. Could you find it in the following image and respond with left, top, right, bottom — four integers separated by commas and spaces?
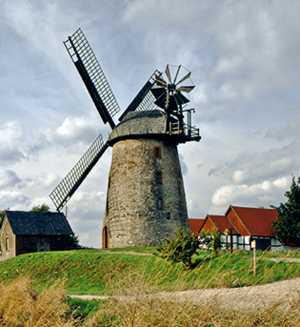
226, 206, 277, 237
189, 219, 205, 234
208, 215, 238, 234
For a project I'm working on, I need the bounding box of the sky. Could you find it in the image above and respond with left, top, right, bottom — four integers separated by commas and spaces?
1, 0, 300, 247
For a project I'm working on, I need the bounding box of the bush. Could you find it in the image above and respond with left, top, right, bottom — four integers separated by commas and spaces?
156, 227, 200, 268
199, 226, 222, 257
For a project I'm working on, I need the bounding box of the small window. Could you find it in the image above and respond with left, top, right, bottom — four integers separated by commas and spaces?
154, 146, 161, 159
157, 197, 164, 210
5, 238, 9, 251
155, 172, 163, 184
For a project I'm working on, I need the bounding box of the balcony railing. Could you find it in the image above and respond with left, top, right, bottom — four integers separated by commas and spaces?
169, 121, 200, 141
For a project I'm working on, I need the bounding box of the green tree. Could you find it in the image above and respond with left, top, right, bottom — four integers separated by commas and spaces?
199, 226, 222, 257
271, 176, 300, 245
70, 234, 83, 249
156, 227, 200, 268
31, 204, 50, 212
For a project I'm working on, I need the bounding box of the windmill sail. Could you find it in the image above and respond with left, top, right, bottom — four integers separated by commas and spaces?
64, 28, 120, 129
118, 70, 162, 121
50, 134, 109, 212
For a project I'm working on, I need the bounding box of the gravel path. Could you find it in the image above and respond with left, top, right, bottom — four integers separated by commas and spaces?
69, 277, 300, 311
70, 255, 300, 311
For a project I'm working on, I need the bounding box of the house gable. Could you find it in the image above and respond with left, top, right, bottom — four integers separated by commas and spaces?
189, 219, 205, 234
0, 215, 16, 260
199, 216, 216, 234
225, 206, 251, 236
200, 215, 238, 235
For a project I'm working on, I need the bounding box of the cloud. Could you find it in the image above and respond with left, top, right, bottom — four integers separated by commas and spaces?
0, 169, 21, 188
0, 121, 25, 165
0, 191, 29, 209
211, 176, 290, 209
179, 154, 188, 175
208, 140, 300, 185
45, 115, 102, 146
66, 190, 106, 247
187, 199, 201, 218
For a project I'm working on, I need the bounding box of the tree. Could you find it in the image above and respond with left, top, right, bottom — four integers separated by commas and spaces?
156, 227, 200, 268
31, 204, 50, 212
271, 176, 300, 245
199, 226, 222, 257
70, 234, 83, 249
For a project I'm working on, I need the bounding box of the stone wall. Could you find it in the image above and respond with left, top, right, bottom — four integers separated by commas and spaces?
0, 218, 16, 260
102, 137, 189, 248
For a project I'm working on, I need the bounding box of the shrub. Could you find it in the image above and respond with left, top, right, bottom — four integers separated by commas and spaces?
156, 227, 200, 268
199, 226, 222, 257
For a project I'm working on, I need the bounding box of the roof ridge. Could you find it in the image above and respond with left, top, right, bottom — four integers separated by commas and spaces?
231, 205, 276, 211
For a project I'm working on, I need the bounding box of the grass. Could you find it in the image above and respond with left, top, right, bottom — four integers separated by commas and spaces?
0, 248, 299, 295
0, 248, 300, 326
0, 276, 300, 326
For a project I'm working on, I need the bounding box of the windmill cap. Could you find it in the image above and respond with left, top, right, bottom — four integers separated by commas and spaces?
108, 110, 171, 146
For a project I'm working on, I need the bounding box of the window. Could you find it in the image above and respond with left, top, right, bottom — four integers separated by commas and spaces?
157, 197, 164, 210
5, 238, 9, 251
155, 172, 163, 184
154, 146, 161, 159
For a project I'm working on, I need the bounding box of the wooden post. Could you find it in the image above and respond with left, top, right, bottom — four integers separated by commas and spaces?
230, 229, 233, 254
251, 240, 256, 276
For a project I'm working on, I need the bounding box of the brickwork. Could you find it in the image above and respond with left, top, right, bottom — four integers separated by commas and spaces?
102, 137, 189, 247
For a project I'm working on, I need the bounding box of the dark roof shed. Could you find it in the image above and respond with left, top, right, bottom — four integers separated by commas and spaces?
4, 211, 73, 236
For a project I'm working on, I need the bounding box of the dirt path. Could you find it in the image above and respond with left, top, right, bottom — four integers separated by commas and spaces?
70, 255, 300, 310
70, 277, 300, 311
97, 250, 152, 256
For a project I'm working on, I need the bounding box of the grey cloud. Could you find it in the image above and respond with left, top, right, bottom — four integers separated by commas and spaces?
0, 147, 25, 166
208, 140, 300, 184
0, 169, 21, 188
0, 190, 29, 209
179, 154, 188, 176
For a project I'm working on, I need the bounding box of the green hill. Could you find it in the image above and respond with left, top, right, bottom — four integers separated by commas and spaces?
0, 249, 299, 295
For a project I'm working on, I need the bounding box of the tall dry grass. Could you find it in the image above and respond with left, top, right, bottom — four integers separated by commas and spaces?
83, 270, 300, 327
0, 277, 76, 326
0, 271, 299, 326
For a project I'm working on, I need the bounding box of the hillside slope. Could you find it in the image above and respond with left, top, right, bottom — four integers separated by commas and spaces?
0, 249, 299, 295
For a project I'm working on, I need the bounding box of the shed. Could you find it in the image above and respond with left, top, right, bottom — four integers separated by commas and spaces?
0, 211, 74, 260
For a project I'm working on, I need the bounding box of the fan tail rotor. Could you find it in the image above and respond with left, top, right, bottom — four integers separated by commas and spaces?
173, 65, 181, 84
49, 134, 109, 212
155, 75, 167, 87
175, 71, 191, 86
165, 65, 172, 84
178, 85, 195, 93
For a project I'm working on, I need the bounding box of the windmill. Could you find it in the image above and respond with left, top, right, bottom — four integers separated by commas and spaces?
50, 28, 201, 248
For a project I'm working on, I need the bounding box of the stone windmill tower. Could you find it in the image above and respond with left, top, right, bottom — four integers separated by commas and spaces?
50, 28, 201, 248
